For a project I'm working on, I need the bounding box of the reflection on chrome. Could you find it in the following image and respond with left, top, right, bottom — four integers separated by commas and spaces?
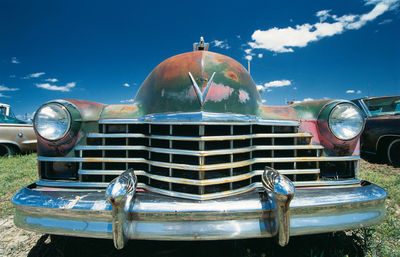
105, 169, 137, 249
262, 167, 295, 246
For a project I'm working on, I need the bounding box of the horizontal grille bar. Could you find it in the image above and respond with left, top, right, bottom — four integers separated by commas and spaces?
75, 144, 323, 156
38, 156, 359, 171
76, 169, 321, 186
77, 168, 321, 176
87, 132, 312, 141
36, 179, 360, 192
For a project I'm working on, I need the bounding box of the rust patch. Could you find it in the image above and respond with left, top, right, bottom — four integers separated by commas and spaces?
260, 106, 298, 120
224, 71, 239, 82
105, 105, 138, 115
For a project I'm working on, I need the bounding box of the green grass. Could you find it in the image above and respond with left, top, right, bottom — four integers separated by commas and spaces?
0, 155, 399, 256
357, 160, 400, 256
0, 153, 37, 216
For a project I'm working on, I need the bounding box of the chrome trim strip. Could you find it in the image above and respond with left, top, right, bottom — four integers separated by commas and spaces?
138, 182, 263, 200
36, 179, 360, 192
99, 112, 300, 126
87, 132, 313, 141
38, 156, 360, 171
75, 144, 323, 156
77, 168, 321, 176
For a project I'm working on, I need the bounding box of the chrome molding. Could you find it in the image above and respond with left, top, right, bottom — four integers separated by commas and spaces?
99, 112, 300, 126
262, 167, 295, 246
189, 72, 216, 106
38, 155, 360, 171
75, 144, 323, 156
78, 168, 321, 176
77, 169, 321, 184
36, 179, 361, 200
87, 132, 313, 141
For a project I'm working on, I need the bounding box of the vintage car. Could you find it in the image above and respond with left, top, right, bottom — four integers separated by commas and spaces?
352, 95, 400, 167
13, 39, 387, 249
0, 103, 37, 156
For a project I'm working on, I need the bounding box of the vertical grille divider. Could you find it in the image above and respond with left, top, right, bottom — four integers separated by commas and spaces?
271, 126, 275, 169
293, 137, 297, 181
102, 125, 105, 182
79, 149, 83, 182
316, 148, 320, 181
199, 125, 205, 195
169, 125, 173, 191
125, 124, 129, 171
249, 124, 253, 184
148, 124, 151, 184
229, 125, 234, 190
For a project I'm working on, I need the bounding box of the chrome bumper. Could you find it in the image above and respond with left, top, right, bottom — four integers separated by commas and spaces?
13, 180, 386, 247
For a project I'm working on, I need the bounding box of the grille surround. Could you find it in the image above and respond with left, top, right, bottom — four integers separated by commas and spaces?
37, 113, 359, 200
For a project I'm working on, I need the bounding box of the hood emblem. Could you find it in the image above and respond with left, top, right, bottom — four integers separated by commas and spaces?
188, 72, 216, 106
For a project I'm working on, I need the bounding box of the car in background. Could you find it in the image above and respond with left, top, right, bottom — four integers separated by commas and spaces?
352, 95, 400, 166
0, 103, 37, 156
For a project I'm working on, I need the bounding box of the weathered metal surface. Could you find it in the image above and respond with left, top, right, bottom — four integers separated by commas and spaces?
291, 100, 361, 156
134, 51, 261, 115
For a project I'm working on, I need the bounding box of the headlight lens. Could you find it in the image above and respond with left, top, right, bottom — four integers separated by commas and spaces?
34, 103, 71, 140
329, 103, 364, 140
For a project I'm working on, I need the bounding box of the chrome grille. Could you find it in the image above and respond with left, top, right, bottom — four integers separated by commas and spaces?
37, 115, 359, 200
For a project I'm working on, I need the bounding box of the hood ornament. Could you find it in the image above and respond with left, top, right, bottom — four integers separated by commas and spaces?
188, 71, 216, 106
193, 36, 209, 51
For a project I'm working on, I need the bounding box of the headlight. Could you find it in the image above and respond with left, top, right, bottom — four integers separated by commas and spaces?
329, 103, 364, 140
34, 103, 71, 140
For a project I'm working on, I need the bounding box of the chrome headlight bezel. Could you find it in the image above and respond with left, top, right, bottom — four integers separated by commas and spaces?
328, 102, 364, 141
33, 103, 72, 141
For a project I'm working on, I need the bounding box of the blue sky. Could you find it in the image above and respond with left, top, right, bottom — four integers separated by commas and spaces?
0, 0, 399, 119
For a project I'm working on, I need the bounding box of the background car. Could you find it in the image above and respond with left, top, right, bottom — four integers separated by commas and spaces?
352, 95, 400, 166
0, 103, 37, 156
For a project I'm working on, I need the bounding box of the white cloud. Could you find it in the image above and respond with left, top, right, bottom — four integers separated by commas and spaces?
262, 99, 267, 103
212, 39, 230, 49
248, 0, 399, 53
123, 83, 130, 87
0, 93, 10, 98
357, 90, 362, 94
120, 98, 135, 103
36, 82, 76, 92
303, 97, 314, 102
0, 85, 19, 91
23, 72, 45, 79
45, 78, 58, 82
346, 89, 355, 93
267, 89, 273, 92
258, 53, 263, 58
256, 84, 265, 93
11, 57, 20, 64
9, 75, 16, 78
264, 80, 292, 88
